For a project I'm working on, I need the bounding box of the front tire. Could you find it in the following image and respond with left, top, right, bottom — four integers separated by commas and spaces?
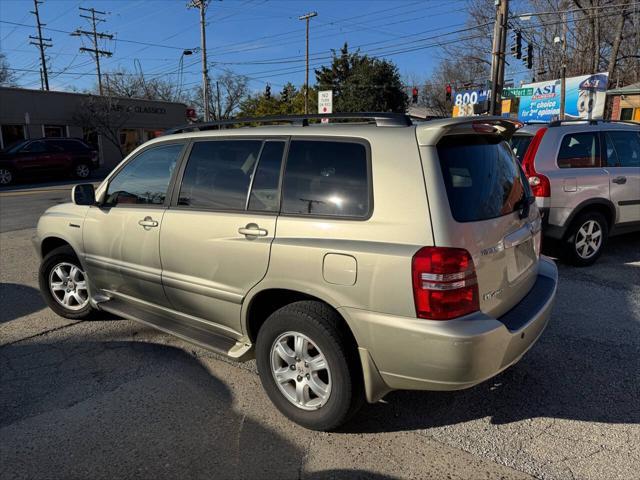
39, 245, 94, 319
256, 301, 364, 431
564, 211, 608, 266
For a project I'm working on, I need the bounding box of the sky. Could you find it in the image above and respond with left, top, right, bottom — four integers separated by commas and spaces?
0, 0, 498, 95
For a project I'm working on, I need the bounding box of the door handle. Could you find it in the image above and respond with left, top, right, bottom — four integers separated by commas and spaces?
238, 223, 268, 237
612, 176, 627, 185
138, 216, 159, 228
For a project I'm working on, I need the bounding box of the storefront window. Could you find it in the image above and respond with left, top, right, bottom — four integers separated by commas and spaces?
43, 125, 66, 137
83, 128, 99, 150
143, 129, 164, 142
620, 108, 634, 121
1, 124, 26, 150
119, 128, 141, 156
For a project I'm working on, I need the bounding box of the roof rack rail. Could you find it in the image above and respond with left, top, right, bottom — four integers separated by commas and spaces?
548, 119, 640, 127
165, 112, 413, 134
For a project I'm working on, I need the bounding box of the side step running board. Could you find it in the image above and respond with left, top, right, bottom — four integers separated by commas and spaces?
99, 297, 253, 361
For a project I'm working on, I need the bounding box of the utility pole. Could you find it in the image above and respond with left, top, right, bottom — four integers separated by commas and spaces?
299, 11, 317, 115
189, 0, 211, 121
489, 0, 509, 115
29, 0, 51, 91
559, 12, 567, 119
73, 7, 113, 96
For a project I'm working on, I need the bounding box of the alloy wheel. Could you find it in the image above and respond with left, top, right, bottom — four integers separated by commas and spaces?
575, 220, 603, 260
49, 262, 89, 311
76, 164, 90, 178
270, 331, 332, 411
0, 169, 12, 185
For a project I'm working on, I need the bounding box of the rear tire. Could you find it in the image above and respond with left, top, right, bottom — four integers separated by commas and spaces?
73, 162, 91, 179
0, 167, 14, 186
255, 301, 364, 431
564, 211, 608, 267
39, 245, 95, 320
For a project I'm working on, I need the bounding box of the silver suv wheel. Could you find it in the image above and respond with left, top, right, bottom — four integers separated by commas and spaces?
270, 331, 332, 410
49, 262, 89, 311
574, 219, 603, 260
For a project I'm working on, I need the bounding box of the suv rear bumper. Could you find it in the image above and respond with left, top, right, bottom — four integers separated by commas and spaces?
340, 256, 558, 402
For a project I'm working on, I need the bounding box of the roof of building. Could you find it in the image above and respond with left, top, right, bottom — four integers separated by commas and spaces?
606, 82, 640, 96
0, 86, 187, 106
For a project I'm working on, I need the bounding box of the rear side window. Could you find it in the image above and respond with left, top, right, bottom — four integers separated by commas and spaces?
178, 140, 262, 210
49, 139, 89, 152
281, 140, 370, 218
510, 134, 533, 162
437, 135, 529, 223
557, 132, 601, 168
604, 130, 640, 168
105, 144, 182, 206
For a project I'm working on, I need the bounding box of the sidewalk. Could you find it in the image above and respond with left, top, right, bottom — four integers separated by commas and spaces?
0, 176, 105, 197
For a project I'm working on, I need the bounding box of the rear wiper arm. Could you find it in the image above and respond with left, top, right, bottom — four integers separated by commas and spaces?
516, 195, 535, 219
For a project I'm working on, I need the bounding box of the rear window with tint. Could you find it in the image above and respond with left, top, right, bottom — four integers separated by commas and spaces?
510, 134, 533, 162
437, 135, 530, 223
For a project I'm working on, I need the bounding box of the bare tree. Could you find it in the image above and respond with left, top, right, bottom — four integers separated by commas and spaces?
102, 68, 187, 103
0, 52, 17, 86
73, 95, 133, 158
190, 70, 249, 121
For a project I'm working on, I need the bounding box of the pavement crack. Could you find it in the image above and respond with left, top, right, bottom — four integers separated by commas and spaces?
0, 321, 82, 348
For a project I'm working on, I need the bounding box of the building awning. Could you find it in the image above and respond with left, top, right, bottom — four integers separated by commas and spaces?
607, 82, 640, 95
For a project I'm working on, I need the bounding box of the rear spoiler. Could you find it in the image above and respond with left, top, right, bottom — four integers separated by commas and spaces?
416, 116, 524, 146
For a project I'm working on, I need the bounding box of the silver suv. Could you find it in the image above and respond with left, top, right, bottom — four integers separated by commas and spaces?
35, 114, 558, 431
512, 120, 640, 266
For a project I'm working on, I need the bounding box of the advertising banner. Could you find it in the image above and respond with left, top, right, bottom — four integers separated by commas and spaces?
452, 88, 489, 117
518, 73, 609, 122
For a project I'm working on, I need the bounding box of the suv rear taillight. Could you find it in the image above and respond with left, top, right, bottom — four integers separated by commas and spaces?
411, 247, 480, 320
521, 127, 550, 197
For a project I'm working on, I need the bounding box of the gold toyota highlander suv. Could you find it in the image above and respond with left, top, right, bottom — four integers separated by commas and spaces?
35, 113, 558, 431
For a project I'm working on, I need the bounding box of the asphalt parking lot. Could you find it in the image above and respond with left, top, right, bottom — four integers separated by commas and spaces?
1, 185, 639, 479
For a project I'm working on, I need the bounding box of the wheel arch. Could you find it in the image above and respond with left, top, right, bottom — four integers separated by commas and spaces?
244, 287, 355, 345
564, 198, 616, 235
41, 236, 74, 258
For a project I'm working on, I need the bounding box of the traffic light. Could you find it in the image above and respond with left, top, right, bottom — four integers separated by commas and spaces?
445, 84, 452, 102
511, 30, 522, 59
281, 86, 289, 103
412, 87, 418, 104
522, 43, 534, 69
265, 84, 271, 99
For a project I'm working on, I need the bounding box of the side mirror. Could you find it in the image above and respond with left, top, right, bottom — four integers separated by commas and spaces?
72, 184, 96, 206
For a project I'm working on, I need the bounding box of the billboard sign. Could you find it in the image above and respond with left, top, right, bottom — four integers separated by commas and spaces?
518, 73, 609, 122
452, 88, 488, 117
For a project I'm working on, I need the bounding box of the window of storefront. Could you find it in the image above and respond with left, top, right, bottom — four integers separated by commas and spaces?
83, 128, 99, 150
119, 128, 140, 156
620, 108, 634, 121
143, 129, 164, 142
43, 125, 67, 137
1, 124, 26, 150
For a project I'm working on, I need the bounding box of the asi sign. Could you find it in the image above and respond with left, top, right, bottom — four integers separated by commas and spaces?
518, 73, 609, 122
318, 90, 333, 114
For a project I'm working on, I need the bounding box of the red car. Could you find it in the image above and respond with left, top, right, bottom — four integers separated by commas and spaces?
0, 137, 99, 186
